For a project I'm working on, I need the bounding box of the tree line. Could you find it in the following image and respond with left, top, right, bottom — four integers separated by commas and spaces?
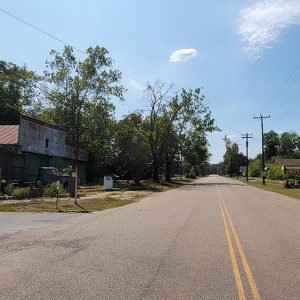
211, 136, 247, 176
264, 130, 300, 160
215, 130, 300, 178
0, 45, 218, 183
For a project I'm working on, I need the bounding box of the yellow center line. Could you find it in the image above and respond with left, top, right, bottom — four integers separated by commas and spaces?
217, 186, 246, 300
220, 194, 261, 300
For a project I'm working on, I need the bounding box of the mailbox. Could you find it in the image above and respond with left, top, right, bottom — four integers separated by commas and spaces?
104, 176, 113, 190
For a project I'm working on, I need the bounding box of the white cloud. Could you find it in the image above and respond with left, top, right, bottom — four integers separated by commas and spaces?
169, 48, 198, 63
238, 0, 300, 58
128, 79, 144, 91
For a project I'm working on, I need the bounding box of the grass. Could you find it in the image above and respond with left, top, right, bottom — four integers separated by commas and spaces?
0, 197, 133, 213
76, 177, 194, 194
0, 176, 196, 212
238, 177, 300, 201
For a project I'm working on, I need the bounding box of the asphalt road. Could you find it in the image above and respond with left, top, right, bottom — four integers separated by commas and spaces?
0, 175, 299, 299
0, 212, 77, 236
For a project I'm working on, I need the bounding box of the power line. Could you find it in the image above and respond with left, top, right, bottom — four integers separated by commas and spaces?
1, 63, 65, 105
0, 8, 85, 55
215, 120, 261, 147
271, 91, 300, 122
260, 64, 300, 113
0, 7, 148, 88
265, 75, 300, 114
215, 121, 242, 134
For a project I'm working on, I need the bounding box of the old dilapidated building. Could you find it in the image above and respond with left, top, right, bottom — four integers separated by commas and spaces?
0, 115, 88, 183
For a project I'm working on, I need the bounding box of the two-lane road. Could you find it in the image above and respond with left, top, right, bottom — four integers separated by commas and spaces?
0, 175, 299, 299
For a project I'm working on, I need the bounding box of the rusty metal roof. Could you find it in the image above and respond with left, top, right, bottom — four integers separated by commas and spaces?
0, 125, 19, 145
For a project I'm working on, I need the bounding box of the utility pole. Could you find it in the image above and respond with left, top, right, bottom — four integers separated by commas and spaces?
230, 148, 233, 178
74, 109, 80, 205
254, 114, 270, 185
241, 133, 253, 182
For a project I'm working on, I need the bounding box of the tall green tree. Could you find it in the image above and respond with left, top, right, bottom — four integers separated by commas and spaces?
144, 80, 217, 181
278, 131, 299, 157
44, 45, 125, 145
0, 60, 39, 124
116, 113, 151, 184
43, 45, 125, 182
264, 130, 279, 160
80, 99, 117, 179
222, 136, 241, 176
182, 131, 210, 175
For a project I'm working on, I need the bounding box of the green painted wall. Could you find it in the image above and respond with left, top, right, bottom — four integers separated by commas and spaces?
12, 155, 24, 180
12, 153, 87, 184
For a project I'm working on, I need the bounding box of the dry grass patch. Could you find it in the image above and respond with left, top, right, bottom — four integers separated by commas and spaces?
0, 197, 134, 213
238, 178, 300, 201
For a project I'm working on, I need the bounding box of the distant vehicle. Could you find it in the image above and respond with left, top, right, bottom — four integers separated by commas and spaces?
37, 167, 69, 188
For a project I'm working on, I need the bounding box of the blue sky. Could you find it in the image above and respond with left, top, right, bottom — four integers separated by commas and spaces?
1, 0, 300, 163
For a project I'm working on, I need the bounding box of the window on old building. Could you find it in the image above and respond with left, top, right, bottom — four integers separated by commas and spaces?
45, 138, 49, 148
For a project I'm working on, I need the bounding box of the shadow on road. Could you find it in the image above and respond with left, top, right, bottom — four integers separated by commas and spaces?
181, 181, 245, 189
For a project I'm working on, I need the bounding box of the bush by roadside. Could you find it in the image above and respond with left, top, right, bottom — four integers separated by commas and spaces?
186, 167, 197, 179
249, 159, 261, 178
12, 187, 30, 199
267, 165, 284, 180
44, 183, 68, 198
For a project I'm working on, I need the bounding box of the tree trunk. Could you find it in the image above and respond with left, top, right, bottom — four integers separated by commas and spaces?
165, 160, 171, 182
152, 161, 159, 182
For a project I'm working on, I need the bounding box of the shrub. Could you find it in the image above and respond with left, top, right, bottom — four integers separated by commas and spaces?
44, 183, 66, 198
267, 165, 284, 180
186, 167, 197, 179
4, 183, 15, 196
285, 169, 300, 180
12, 187, 30, 199
284, 179, 295, 189
248, 159, 261, 178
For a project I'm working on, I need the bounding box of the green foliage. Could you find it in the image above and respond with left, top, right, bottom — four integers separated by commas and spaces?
264, 130, 279, 160
44, 183, 66, 198
1, 51, 217, 183
12, 187, 29, 199
116, 113, 151, 184
62, 167, 70, 176
182, 131, 210, 170
263, 130, 300, 161
222, 136, 245, 176
4, 183, 15, 196
249, 159, 261, 178
284, 169, 300, 180
267, 165, 284, 180
0, 60, 40, 124
186, 167, 197, 179
144, 80, 218, 181
81, 99, 117, 177
279, 131, 299, 156
43, 45, 125, 146
284, 179, 295, 189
